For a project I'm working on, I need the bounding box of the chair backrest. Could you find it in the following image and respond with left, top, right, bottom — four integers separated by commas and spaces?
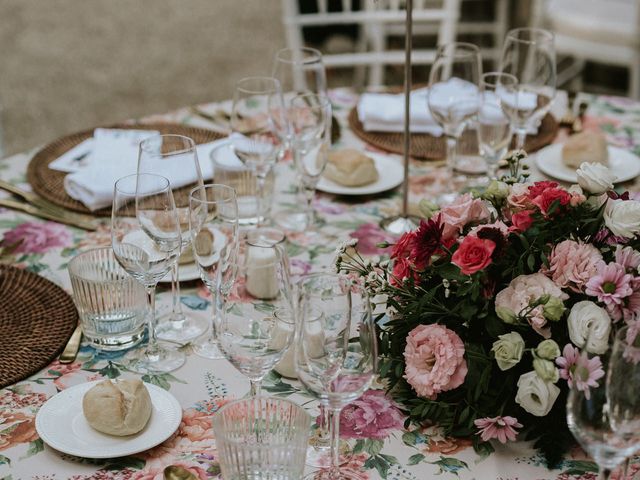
281, 0, 461, 87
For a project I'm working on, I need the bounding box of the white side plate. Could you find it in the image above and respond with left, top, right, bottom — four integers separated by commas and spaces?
317, 153, 404, 195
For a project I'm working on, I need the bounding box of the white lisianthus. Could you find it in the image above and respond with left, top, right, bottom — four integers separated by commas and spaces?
604, 199, 640, 238
576, 162, 616, 194
567, 301, 611, 354
515, 371, 560, 416
533, 358, 559, 383
491, 332, 525, 371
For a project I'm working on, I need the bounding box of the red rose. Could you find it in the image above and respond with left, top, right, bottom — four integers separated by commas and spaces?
510, 210, 534, 233
391, 257, 417, 286
451, 236, 496, 275
528, 180, 559, 198
532, 187, 571, 215
391, 231, 416, 259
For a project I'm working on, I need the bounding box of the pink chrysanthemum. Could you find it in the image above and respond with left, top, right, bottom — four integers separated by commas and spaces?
585, 262, 634, 306
556, 344, 605, 399
474, 416, 522, 443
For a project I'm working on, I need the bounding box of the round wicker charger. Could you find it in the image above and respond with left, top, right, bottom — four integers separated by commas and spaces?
27, 124, 225, 217
348, 107, 559, 160
0, 265, 78, 388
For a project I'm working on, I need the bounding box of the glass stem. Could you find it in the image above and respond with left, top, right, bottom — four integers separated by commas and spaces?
208, 293, 218, 343
249, 379, 262, 397
445, 135, 457, 189
330, 407, 342, 471
145, 286, 159, 353
515, 128, 527, 150
317, 405, 331, 447
487, 157, 499, 180
256, 173, 267, 227
170, 261, 185, 323
304, 184, 315, 228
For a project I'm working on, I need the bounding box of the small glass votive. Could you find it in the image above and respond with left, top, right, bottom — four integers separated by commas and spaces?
213, 397, 310, 480
68, 247, 146, 350
211, 141, 275, 226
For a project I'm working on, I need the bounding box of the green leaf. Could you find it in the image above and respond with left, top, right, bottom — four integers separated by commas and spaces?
254, 302, 276, 314
0, 454, 10, 466
562, 460, 599, 476
429, 456, 469, 476
20, 439, 43, 459
141, 374, 170, 390
103, 456, 145, 471
353, 439, 366, 454
407, 453, 425, 466
364, 438, 384, 456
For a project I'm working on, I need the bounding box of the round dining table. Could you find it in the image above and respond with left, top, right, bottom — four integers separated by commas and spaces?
1, 88, 640, 480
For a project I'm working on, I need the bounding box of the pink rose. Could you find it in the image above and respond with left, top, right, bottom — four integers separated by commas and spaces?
1, 221, 73, 254
179, 408, 214, 443
509, 210, 534, 233
451, 236, 495, 275
439, 193, 491, 241
403, 324, 468, 399
507, 183, 534, 211
546, 240, 603, 293
338, 390, 405, 440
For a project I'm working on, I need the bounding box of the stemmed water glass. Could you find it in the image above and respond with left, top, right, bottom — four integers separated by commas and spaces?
188, 184, 239, 360
229, 76, 288, 226
272, 47, 327, 106
111, 173, 185, 373
427, 42, 481, 205
216, 232, 295, 397
137, 134, 207, 343
295, 273, 377, 479
499, 27, 556, 150
477, 72, 517, 180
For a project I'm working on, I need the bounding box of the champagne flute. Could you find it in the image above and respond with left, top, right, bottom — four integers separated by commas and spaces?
295, 273, 377, 479
427, 42, 482, 205
188, 184, 239, 360
499, 27, 556, 150
289, 93, 332, 230
138, 134, 207, 343
111, 173, 185, 373
229, 76, 288, 226
217, 233, 294, 397
477, 72, 517, 180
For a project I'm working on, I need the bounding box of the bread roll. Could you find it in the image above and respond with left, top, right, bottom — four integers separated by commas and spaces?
83, 379, 152, 436
323, 149, 379, 187
562, 132, 609, 169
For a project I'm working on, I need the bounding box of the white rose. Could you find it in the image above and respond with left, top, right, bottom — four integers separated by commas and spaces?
576, 163, 616, 194
567, 301, 611, 354
491, 332, 525, 371
515, 371, 560, 417
604, 199, 640, 238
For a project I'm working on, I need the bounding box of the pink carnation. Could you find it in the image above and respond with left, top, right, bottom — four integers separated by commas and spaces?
439, 193, 491, 242
546, 240, 603, 293
403, 324, 467, 399
339, 390, 405, 440
1, 221, 73, 254
474, 416, 522, 443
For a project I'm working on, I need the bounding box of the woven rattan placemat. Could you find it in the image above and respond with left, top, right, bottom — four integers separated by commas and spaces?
348, 107, 559, 160
0, 265, 78, 388
27, 124, 225, 217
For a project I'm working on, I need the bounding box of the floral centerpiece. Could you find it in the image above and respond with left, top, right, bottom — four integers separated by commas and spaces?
337, 152, 640, 467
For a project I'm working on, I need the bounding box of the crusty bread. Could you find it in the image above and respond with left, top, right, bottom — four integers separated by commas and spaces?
83, 379, 152, 436
323, 149, 379, 187
562, 132, 609, 169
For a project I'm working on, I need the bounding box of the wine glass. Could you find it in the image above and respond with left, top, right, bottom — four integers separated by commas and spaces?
188, 184, 239, 360
272, 47, 327, 107
216, 232, 294, 397
427, 42, 482, 205
137, 134, 207, 344
295, 273, 377, 479
289, 93, 332, 230
567, 343, 636, 479
111, 173, 185, 373
229, 76, 288, 226
477, 72, 517, 180
499, 27, 556, 150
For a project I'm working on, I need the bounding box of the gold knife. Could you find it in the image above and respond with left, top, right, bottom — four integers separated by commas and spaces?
59, 325, 83, 364
0, 198, 98, 230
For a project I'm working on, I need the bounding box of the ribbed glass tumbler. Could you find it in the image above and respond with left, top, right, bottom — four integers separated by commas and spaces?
213, 397, 310, 480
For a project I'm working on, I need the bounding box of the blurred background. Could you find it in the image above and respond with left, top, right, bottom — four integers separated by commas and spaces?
0, 0, 634, 156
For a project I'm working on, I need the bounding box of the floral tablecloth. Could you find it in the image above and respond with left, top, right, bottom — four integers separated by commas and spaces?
1, 89, 640, 480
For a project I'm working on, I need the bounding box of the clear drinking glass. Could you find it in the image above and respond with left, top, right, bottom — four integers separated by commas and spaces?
272, 47, 327, 105
137, 134, 207, 344
111, 173, 185, 373
213, 396, 310, 480
296, 273, 377, 480
477, 72, 517, 180
289, 93, 332, 230
229, 77, 288, 227
68, 247, 146, 351
500, 27, 556, 150
188, 184, 239, 360
427, 42, 482, 205
217, 234, 294, 397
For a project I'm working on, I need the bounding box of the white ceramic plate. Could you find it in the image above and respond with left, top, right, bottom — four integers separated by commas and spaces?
317, 153, 404, 195
35, 380, 182, 459
535, 144, 640, 183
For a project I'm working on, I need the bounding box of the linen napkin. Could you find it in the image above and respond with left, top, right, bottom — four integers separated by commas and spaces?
60, 128, 220, 211
357, 88, 443, 136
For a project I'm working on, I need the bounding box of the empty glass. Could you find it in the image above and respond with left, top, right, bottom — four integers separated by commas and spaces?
272, 47, 327, 104
213, 396, 310, 480
68, 247, 146, 350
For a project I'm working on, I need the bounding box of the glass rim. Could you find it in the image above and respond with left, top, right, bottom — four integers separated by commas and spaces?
481, 71, 518, 89
188, 183, 237, 204
213, 395, 309, 423
505, 27, 555, 45
274, 46, 323, 65
246, 226, 286, 247
436, 41, 481, 58
235, 76, 282, 96
114, 173, 170, 196
138, 134, 196, 157
68, 246, 117, 271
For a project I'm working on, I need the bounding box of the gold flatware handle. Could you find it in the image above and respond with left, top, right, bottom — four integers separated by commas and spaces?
59, 325, 83, 364
0, 179, 38, 202
0, 198, 98, 230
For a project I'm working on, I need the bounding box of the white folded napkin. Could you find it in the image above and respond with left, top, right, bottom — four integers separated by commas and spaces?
61, 128, 221, 211
357, 88, 443, 136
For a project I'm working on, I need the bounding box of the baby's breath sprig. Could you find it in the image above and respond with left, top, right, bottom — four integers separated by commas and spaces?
501, 149, 530, 185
